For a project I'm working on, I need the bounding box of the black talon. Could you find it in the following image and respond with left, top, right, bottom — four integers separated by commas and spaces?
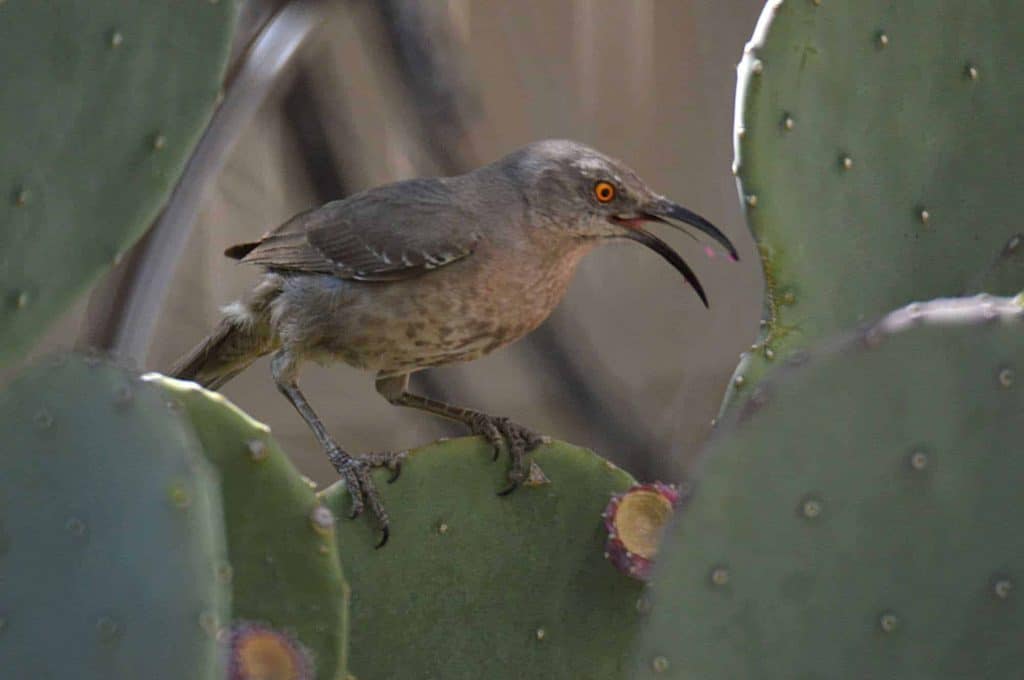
497, 480, 520, 496
375, 526, 390, 549
466, 414, 547, 496
348, 504, 362, 520
385, 453, 406, 483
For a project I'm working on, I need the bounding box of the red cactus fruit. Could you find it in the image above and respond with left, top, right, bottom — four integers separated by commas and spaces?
228, 622, 312, 680
603, 482, 681, 581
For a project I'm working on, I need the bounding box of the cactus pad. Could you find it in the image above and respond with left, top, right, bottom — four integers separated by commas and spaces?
150, 376, 349, 680
0, 2, 236, 365
725, 0, 1024, 408
0, 356, 229, 678
323, 439, 645, 680
631, 296, 1024, 678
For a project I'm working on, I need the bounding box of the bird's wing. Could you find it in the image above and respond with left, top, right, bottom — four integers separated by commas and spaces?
227, 179, 480, 281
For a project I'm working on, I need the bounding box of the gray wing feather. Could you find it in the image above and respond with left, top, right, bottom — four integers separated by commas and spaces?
235, 178, 479, 281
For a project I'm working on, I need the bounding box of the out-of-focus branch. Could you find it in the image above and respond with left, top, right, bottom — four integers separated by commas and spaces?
367, 0, 481, 175
281, 67, 356, 202
79, 0, 327, 362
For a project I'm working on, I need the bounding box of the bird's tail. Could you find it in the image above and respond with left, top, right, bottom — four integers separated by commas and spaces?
169, 296, 277, 391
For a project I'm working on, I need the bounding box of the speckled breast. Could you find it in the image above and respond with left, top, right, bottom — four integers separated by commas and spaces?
307, 238, 594, 376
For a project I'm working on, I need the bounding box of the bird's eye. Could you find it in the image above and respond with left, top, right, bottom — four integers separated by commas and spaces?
594, 181, 616, 203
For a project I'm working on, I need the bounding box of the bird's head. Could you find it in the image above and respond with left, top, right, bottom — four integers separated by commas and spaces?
498, 139, 739, 307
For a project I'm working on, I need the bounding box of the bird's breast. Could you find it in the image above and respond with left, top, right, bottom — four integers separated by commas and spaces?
304, 236, 595, 374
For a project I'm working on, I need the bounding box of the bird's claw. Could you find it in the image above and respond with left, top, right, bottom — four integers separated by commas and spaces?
362, 449, 409, 484
466, 414, 547, 496
375, 526, 389, 549
330, 447, 406, 548
497, 470, 524, 496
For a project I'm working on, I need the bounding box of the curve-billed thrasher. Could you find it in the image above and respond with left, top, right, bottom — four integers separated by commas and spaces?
171, 139, 737, 545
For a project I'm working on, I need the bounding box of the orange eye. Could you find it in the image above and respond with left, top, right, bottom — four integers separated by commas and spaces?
594, 181, 616, 203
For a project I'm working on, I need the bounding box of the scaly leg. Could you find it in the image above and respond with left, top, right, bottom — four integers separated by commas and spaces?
272, 351, 405, 547
376, 373, 548, 494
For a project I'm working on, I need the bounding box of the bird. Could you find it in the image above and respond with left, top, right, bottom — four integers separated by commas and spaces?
170, 139, 738, 546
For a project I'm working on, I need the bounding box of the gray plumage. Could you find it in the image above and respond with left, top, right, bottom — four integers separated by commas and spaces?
170, 139, 738, 545
225, 179, 481, 280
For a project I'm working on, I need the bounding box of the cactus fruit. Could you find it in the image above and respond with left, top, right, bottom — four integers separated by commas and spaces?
631, 296, 1024, 678
0, 356, 229, 678
149, 376, 349, 680
0, 2, 236, 366
603, 482, 683, 581
227, 622, 313, 680
323, 439, 645, 680
724, 0, 1024, 409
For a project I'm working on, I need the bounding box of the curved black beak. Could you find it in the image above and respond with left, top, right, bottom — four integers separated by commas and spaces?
623, 228, 710, 307
613, 199, 737, 308
643, 198, 739, 262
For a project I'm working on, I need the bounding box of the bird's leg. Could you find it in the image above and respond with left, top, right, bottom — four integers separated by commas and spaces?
272, 351, 404, 547
376, 374, 548, 495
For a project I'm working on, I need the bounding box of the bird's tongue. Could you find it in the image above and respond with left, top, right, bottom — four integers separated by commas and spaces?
614, 216, 648, 230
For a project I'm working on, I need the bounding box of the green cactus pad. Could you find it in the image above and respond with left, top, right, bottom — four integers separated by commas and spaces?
150, 376, 349, 680
0, 2, 236, 366
0, 356, 229, 679
632, 296, 1024, 678
322, 439, 645, 680
724, 0, 1024, 409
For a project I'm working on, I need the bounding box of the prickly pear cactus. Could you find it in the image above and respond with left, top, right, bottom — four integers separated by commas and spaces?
0, 356, 229, 678
151, 376, 349, 680
724, 0, 1024, 409
0, 2, 236, 366
632, 296, 1024, 678
322, 440, 645, 680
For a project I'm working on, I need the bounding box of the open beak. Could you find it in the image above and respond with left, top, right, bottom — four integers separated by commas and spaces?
613, 198, 738, 308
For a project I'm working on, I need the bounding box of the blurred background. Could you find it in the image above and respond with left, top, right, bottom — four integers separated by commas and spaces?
21, 0, 765, 486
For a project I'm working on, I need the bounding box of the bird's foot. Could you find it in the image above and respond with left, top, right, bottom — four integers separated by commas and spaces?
465, 414, 551, 495
361, 449, 409, 484
327, 446, 408, 548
